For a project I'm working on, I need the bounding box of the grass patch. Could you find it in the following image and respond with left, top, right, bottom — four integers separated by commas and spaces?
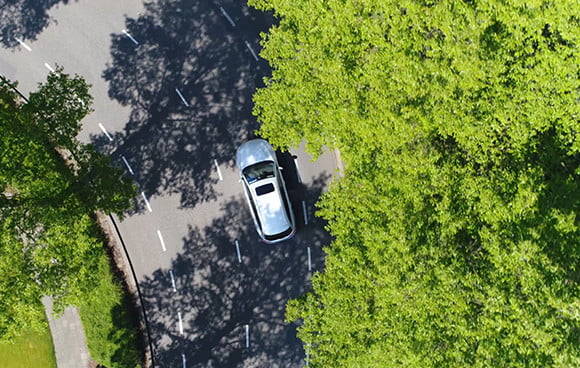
78, 246, 142, 368
0, 325, 57, 368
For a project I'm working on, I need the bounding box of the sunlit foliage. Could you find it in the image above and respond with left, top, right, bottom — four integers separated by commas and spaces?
251, 0, 580, 366
0, 72, 134, 341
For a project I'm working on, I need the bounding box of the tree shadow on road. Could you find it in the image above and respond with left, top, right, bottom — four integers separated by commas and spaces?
0, 0, 72, 48
93, 0, 273, 214
139, 173, 332, 367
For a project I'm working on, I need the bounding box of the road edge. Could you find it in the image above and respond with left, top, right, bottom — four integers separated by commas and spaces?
95, 212, 155, 368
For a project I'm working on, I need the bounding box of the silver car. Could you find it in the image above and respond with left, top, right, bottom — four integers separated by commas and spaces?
236, 139, 296, 244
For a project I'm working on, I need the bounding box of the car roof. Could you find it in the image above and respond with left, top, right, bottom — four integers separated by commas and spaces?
236, 139, 276, 171
249, 177, 291, 236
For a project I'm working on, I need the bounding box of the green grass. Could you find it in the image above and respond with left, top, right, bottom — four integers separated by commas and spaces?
0, 326, 57, 368
78, 245, 142, 368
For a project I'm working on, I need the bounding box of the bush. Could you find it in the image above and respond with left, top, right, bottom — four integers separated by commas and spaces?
79, 247, 142, 368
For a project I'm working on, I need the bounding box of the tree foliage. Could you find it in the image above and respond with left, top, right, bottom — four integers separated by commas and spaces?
250, 0, 580, 366
0, 73, 135, 341
25, 68, 93, 152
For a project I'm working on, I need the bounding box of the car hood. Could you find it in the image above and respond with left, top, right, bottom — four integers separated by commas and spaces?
236, 139, 276, 171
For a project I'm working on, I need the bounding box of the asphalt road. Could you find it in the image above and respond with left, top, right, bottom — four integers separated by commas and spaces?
0, 0, 339, 366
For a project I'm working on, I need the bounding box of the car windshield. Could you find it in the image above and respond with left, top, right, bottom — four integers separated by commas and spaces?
243, 161, 275, 183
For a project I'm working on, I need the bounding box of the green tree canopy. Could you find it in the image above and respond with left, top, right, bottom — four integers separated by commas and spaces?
0, 73, 135, 341
251, 0, 580, 366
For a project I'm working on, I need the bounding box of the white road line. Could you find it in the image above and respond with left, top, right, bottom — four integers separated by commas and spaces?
245, 324, 250, 348
214, 159, 223, 181
175, 88, 190, 107
307, 246, 312, 272
44, 63, 55, 73
219, 6, 236, 27
293, 156, 303, 184
157, 230, 167, 252
15, 37, 32, 52
306, 344, 311, 366
235, 240, 242, 263
98, 123, 114, 141
169, 270, 177, 292
122, 29, 139, 45
302, 200, 308, 225
178, 312, 184, 335
121, 156, 135, 175
182, 354, 187, 368
141, 191, 153, 212
244, 40, 259, 61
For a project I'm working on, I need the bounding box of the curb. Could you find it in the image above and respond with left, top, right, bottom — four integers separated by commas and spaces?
332, 148, 345, 177
95, 212, 155, 368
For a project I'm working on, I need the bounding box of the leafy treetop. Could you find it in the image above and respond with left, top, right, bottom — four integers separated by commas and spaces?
0, 71, 135, 341
250, 0, 580, 367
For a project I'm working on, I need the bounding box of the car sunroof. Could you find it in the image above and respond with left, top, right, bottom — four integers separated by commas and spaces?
255, 183, 275, 196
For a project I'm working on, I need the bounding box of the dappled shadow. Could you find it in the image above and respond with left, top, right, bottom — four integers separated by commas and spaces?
526, 129, 580, 283
98, 0, 336, 365
94, 0, 273, 214
108, 292, 144, 367
139, 173, 331, 367
432, 128, 580, 289
0, 0, 72, 48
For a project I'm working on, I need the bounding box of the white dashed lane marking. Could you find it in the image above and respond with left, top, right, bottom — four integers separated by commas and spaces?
235, 240, 242, 263
175, 88, 190, 107
214, 159, 223, 181
157, 230, 167, 252
178, 312, 184, 335
141, 191, 153, 212
293, 155, 303, 184
44, 63, 55, 73
169, 270, 177, 292
121, 155, 135, 175
219, 6, 236, 27
244, 40, 259, 61
15, 37, 32, 51
98, 123, 114, 142
122, 29, 139, 45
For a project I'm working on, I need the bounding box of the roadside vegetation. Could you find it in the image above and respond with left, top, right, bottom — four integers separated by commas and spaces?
79, 242, 142, 368
251, 0, 580, 367
0, 71, 141, 367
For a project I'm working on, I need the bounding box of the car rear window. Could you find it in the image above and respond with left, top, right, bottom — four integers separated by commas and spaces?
265, 226, 294, 241
255, 183, 275, 196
